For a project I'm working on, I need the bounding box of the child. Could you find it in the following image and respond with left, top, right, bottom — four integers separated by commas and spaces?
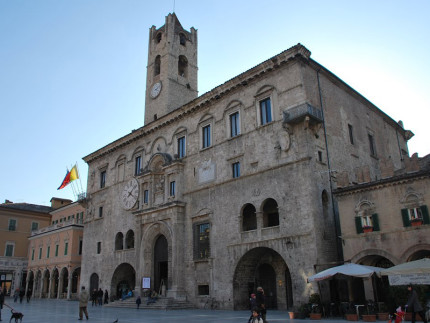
250, 308, 263, 323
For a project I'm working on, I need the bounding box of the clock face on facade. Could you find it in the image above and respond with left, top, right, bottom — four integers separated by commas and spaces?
121, 178, 139, 210
150, 82, 162, 98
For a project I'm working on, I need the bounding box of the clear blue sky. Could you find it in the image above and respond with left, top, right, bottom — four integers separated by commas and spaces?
1, 0, 429, 206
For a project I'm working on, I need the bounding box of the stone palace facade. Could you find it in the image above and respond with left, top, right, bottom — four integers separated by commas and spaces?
80, 13, 412, 310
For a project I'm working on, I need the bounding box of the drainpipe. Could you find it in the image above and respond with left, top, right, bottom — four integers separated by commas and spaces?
316, 69, 344, 262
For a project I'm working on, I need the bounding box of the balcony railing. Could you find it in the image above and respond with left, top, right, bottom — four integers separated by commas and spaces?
283, 103, 323, 124
30, 218, 84, 236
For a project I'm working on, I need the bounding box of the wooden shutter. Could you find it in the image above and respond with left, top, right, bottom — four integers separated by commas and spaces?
421, 205, 430, 224
372, 213, 380, 231
355, 217, 363, 234
401, 208, 410, 227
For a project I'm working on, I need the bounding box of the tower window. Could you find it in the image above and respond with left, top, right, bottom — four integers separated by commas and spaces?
179, 33, 186, 46
156, 32, 162, 43
178, 55, 188, 77
348, 124, 354, 145
154, 55, 161, 76
368, 134, 376, 156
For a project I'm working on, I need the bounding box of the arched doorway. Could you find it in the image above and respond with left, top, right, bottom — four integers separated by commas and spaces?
60, 268, 68, 298
42, 270, 50, 298
154, 235, 168, 294
111, 263, 136, 300
51, 268, 59, 298
233, 247, 292, 310
72, 268, 80, 294
89, 273, 99, 295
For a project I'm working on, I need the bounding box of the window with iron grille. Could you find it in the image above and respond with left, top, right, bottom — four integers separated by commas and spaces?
194, 223, 210, 260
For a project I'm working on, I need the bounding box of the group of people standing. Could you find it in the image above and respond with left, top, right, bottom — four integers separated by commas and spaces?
13, 288, 31, 303
248, 286, 268, 323
91, 288, 108, 306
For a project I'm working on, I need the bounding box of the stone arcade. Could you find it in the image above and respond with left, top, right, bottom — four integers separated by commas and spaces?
80, 13, 412, 309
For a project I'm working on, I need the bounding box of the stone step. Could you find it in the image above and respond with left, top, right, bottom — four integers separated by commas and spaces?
104, 297, 195, 310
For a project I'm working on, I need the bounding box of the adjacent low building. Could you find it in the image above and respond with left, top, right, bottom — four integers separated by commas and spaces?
27, 200, 85, 299
0, 200, 53, 294
334, 153, 430, 302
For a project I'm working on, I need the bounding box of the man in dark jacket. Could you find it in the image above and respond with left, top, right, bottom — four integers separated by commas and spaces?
406, 285, 428, 323
256, 287, 267, 323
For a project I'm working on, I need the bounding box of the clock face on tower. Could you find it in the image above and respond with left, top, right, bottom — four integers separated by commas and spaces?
150, 82, 162, 98
121, 178, 139, 210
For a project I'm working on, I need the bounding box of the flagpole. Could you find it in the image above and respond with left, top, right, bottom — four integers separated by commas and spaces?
75, 162, 85, 198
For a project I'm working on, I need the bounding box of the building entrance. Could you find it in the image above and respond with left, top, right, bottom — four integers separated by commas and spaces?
154, 235, 168, 294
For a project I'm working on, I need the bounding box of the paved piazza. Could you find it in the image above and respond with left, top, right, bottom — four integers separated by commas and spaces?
0, 297, 362, 323
0, 297, 299, 323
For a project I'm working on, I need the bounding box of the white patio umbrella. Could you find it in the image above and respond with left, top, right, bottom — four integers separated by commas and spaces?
308, 263, 383, 282
379, 258, 430, 285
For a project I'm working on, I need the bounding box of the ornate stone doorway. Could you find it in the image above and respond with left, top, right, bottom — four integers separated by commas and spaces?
154, 235, 168, 294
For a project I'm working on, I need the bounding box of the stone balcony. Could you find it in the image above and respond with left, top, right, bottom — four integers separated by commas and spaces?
283, 103, 323, 125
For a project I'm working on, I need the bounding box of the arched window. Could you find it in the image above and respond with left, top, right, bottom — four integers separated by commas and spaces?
178, 55, 188, 77
156, 32, 162, 43
179, 33, 186, 46
154, 55, 161, 76
125, 230, 134, 249
262, 198, 279, 228
242, 204, 257, 231
115, 232, 124, 250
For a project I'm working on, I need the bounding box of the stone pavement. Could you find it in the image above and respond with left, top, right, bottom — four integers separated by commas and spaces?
0, 297, 353, 323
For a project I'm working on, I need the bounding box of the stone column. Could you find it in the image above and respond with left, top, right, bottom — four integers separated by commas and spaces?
134, 218, 143, 297
67, 273, 72, 300
48, 276, 53, 299
166, 206, 185, 299
25, 275, 30, 296
39, 277, 44, 298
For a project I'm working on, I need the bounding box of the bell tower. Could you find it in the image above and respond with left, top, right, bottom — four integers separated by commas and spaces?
144, 13, 198, 125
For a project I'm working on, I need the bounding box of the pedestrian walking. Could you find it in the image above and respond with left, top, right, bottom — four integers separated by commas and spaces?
104, 290, 109, 304
78, 286, 89, 320
26, 288, 32, 303
0, 288, 5, 322
136, 295, 141, 309
18, 289, 25, 303
13, 289, 19, 303
256, 287, 267, 323
406, 285, 428, 323
97, 288, 103, 306
91, 289, 97, 306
